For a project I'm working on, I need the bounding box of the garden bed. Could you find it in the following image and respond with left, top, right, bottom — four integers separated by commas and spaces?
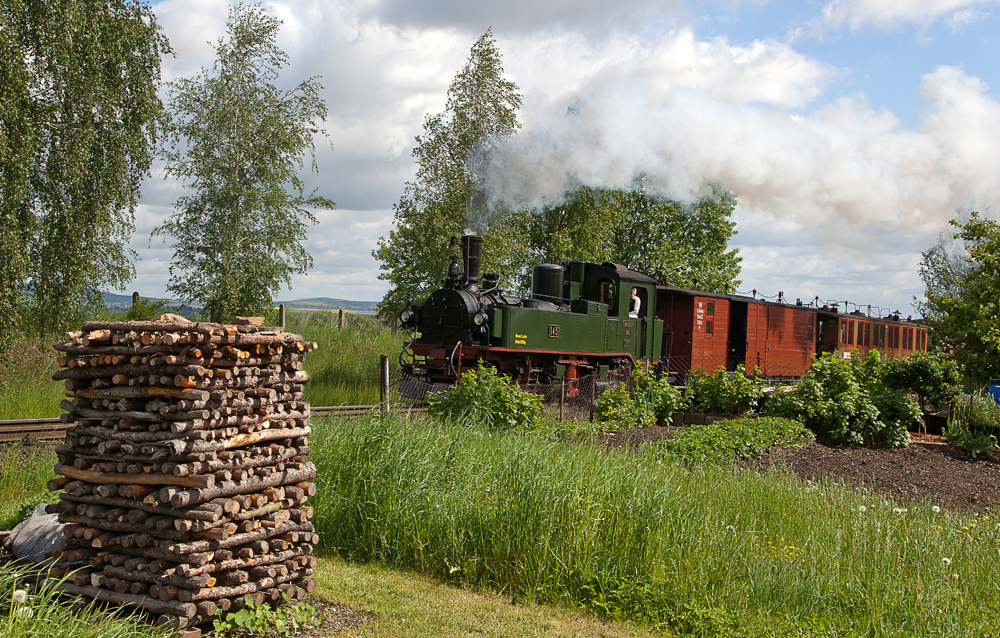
600, 425, 1000, 513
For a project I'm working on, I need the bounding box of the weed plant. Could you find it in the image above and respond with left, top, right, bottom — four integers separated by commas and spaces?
426, 364, 542, 431
594, 367, 685, 428
310, 413, 1000, 637
657, 417, 814, 464
0, 445, 57, 530
0, 563, 169, 638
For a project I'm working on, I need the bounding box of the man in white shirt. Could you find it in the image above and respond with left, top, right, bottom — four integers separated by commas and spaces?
629, 288, 640, 318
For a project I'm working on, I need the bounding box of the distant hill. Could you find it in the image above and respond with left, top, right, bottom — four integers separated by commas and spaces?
102, 293, 377, 315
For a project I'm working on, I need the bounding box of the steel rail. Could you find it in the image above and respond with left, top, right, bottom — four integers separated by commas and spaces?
0, 404, 428, 443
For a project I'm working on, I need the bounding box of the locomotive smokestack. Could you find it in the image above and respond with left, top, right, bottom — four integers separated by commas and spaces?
461, 235, 483, 285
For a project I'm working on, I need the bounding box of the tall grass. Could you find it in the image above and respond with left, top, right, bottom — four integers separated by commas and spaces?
0, 563, 170, 638
287, 311, 402, 406
0, 445, 57, 531
309, 414, 1000, 637
0, 339, 63, 420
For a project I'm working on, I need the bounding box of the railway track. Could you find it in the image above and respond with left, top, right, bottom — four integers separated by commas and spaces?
0, 404, 428, 444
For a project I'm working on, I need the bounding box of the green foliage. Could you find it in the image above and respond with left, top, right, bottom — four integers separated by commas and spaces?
657, 417, 814, 464
594, 367, 686, 428
426, 363, 542, 431
0, 445, 56, 531
951, 390, 1000, 430
943, 419, 998, 459
687, 364, 765, 415
921, 213, 1000, 378
762, 351, 917, 447
374, 29, 522, 318
537, 182, 742, 294
0, 0, 169, 344
212, 594, 320, 637
882, 350, 963, 414
0, 562, 170, 638
154, 3, 333, 323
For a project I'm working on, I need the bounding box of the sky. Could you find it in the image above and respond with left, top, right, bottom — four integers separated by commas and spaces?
130, 0, 1000, 316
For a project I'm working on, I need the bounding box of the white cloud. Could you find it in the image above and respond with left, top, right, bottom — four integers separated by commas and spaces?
359, 0, 684, 33
818, 0, 998, 31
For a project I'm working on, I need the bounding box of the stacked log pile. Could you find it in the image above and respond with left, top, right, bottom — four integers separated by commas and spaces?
45, 319, 320, 631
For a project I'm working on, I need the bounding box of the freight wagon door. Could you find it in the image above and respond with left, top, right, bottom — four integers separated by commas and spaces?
727, 301, 747, 371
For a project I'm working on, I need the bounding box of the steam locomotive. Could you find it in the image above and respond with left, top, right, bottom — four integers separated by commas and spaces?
398, 235, 662, 384
398, 235, 931, 384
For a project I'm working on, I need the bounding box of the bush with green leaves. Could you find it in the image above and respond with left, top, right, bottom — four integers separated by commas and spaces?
593, 367, 686, 429
762, 351, 916, 447
882, 350, 963, 415
686, 364, 765, 415
426, 363, 542, 431
656, 416, 814, 464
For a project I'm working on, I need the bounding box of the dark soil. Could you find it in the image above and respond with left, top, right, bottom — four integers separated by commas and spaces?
281, 596, 375, 637
601, 426, 1000, 513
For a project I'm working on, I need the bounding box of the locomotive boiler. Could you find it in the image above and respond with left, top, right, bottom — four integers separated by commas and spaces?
398, 235, 664, 384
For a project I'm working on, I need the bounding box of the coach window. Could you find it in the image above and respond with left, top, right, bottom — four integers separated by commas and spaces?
881, 325, 887, 348
848, 320, 854, 345
864, 322, 871, 347
840, 320, 847, 344
706, 320, 714, 335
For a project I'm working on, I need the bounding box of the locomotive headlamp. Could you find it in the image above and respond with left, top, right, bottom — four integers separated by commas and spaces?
473, 311, 487, 326
400, 309, 413, 324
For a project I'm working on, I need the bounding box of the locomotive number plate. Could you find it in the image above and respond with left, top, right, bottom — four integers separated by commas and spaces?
623, 320, 634, 328
623, 338, 632, 347
548, 325, 560, 338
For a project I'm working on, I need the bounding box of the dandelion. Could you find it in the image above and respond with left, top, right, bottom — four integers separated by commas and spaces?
859, 506, 867, 513
932, 506, 941, 513
893, 507, 908, 514
942, 558, 952, 566
953, 574, 960, 581
14, 607, 33, 620
11, 590, 27, 605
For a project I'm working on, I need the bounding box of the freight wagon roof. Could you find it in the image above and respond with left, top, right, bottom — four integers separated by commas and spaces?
654, 285, 926, 326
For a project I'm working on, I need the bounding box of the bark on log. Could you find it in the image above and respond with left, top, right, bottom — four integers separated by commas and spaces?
55, 464, 214, 489
169, 462, 315, 508
55, 581, 197, 618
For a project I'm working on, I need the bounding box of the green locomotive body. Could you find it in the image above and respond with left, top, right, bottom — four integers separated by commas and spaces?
399, 236, 663, 384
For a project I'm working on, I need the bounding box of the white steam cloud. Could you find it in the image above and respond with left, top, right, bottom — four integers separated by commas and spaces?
484, 64, 1000, 243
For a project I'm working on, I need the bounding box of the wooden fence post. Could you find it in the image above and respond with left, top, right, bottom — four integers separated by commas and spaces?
279, 304, 286, 331
380, 355, 390, 415
559, 378, 565, 422
132, 292, 139, 307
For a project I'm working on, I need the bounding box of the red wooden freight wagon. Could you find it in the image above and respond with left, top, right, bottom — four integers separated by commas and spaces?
655, 287, 929, 380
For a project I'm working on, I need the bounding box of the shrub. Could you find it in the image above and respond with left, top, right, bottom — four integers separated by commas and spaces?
594, 367, 686, 429
426, 363, 542, 431
686, 364, 765, 415
656, 416, 814, 464
762, 351, 914, 447
883, 351, 963, 414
